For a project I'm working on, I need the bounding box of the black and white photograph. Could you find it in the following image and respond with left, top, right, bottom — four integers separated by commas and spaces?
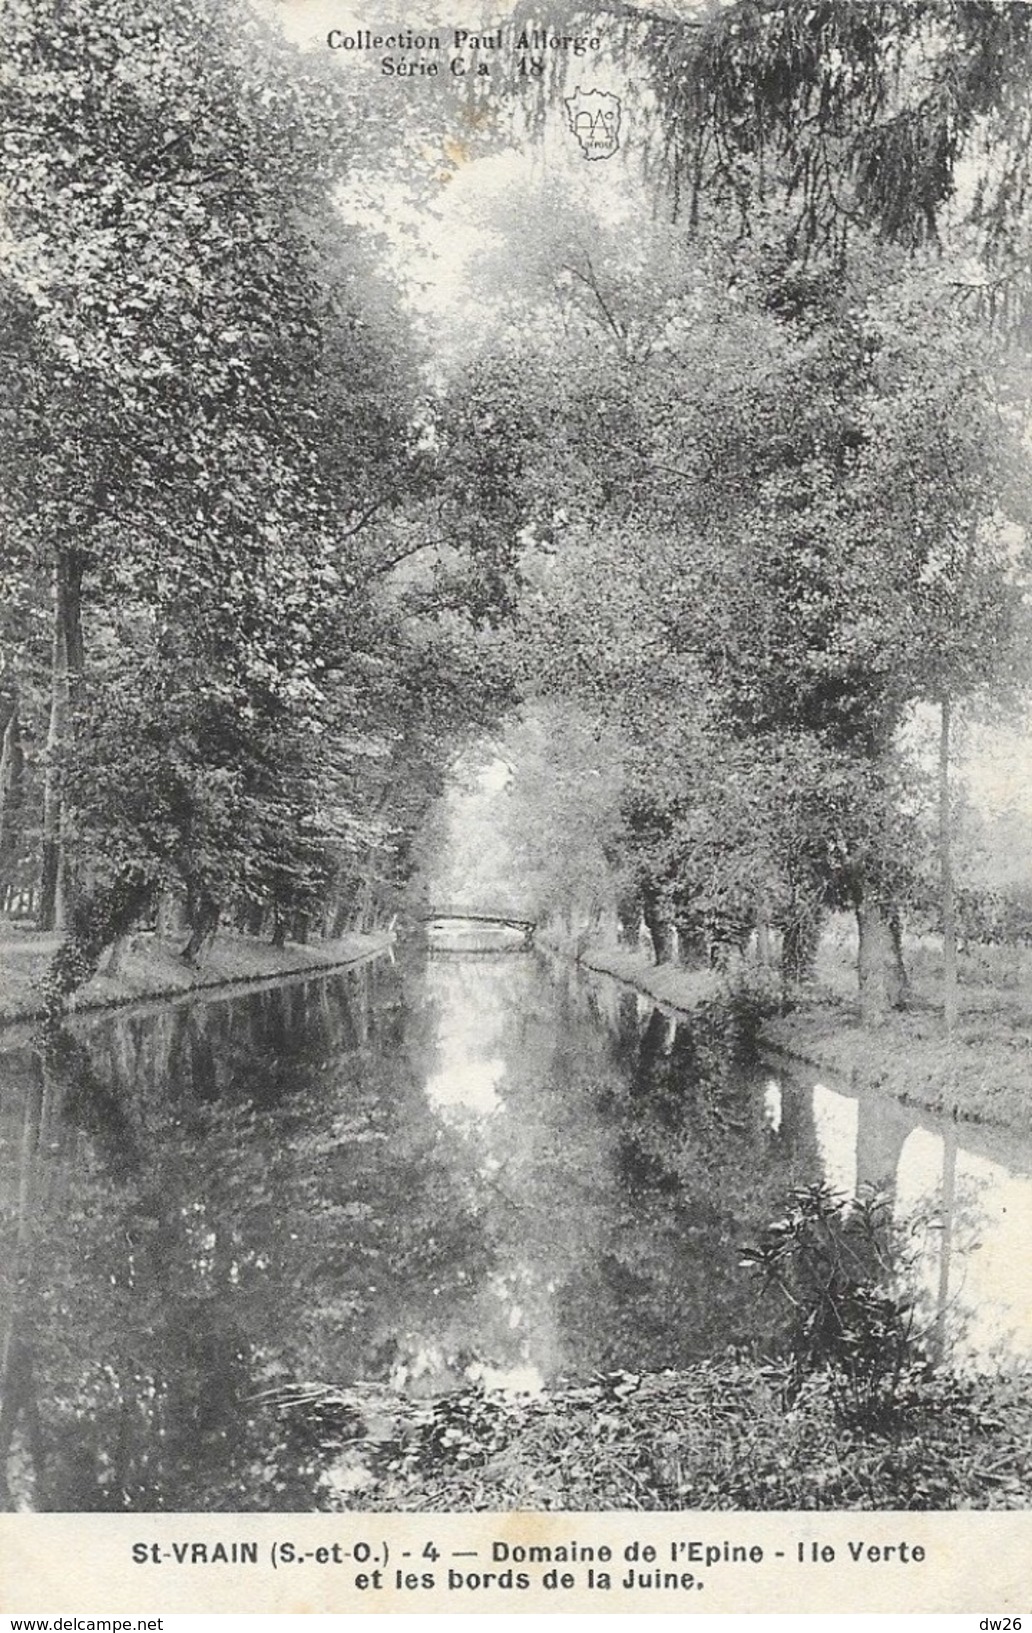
1, 0, 1031, 1608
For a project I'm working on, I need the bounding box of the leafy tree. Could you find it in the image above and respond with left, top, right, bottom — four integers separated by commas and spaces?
445, 157, 1030, 1017
1, 0, 516, 992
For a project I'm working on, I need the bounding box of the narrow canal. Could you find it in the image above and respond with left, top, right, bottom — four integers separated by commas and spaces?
1, 948, 1029, 1508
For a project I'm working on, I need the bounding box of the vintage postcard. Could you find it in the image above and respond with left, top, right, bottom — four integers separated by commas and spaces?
1, 0, 1030, 1616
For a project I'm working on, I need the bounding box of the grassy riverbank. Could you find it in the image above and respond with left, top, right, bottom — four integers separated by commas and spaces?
542, 932, 723, 1012
543, 923, 1032, 1133
271, 1360, 1032, 1511
763, 934, 1032, 1131
0, 924, 391, 1028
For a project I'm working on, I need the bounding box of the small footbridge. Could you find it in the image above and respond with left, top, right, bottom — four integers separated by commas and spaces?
415, 905, 537, 935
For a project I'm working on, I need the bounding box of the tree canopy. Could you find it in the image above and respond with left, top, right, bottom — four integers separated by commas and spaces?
1, 0, 1029, 1023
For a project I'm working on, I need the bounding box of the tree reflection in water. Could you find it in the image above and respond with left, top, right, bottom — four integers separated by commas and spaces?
0, 951, 1027, 1509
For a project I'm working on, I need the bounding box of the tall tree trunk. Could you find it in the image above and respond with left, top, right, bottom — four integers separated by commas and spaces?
157, 889, 185, 940
939, 694, 958, 1037
675, 920, 709, 969
46, 872, 155, 1008
39, 574, 67, 931
781, 894, 822, 986
331, 893, 351, 938
182, 888, 219, 966
641, 883, 674, 965
39, 551, 85, 932
63, 550, 85, 674
0, 698, 25, 882
755, 894, 772, 967
856, 896, 905, 1024
353, 874, 375, 934
888, 905, 909, 1007
615, 891, 640, 948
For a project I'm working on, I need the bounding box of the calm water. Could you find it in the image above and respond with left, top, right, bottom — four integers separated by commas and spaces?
1, 949, 1029, 1509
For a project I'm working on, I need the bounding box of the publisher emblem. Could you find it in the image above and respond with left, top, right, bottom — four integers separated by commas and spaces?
564, 87, 621, 160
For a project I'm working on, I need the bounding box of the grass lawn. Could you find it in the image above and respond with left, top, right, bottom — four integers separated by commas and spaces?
765, 928, 1032, 1130
0, 922, 390, 1028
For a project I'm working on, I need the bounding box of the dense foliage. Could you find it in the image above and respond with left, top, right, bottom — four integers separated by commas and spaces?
435, 4, 1032, 1023
0, 0, 518, 992
2, 0, 1030, 1018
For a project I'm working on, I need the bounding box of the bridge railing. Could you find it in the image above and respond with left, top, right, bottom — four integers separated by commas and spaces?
415, 906, 537, 927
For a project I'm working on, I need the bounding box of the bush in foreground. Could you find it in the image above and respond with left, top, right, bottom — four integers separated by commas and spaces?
260, 1359, 1031, 1512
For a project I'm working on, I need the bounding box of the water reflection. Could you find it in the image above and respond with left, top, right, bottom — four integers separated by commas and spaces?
799, 1069, 1032, 1370
0, 951, 1028, 1509
812, 1083, 859, 1196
